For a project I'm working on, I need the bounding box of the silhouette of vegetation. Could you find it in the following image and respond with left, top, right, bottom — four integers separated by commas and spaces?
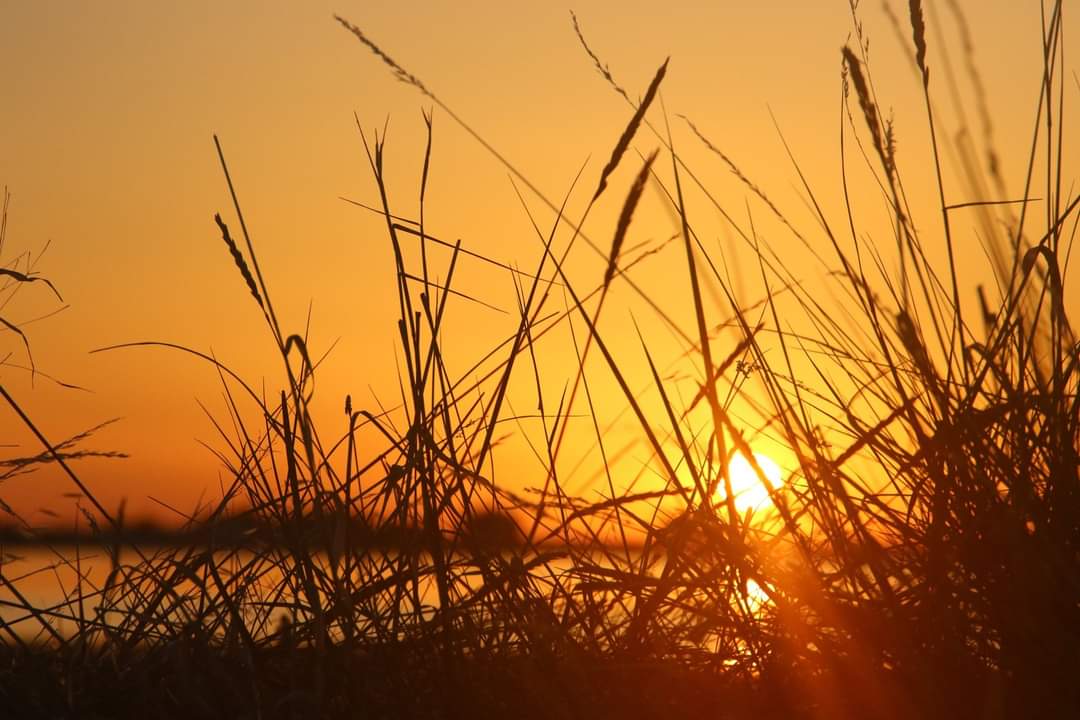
0, 188, 64, 379
2, 2, 1078, 718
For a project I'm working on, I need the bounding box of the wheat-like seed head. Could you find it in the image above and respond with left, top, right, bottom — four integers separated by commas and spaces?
214, 213, 263, 310
842, 46, 894, 179
908, 0, 929, 87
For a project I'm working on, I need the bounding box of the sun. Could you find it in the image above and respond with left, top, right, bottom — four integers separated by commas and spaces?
718, 451, 785, 515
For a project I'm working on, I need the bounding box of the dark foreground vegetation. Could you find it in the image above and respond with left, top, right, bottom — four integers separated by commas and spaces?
2, 2, 1078, 717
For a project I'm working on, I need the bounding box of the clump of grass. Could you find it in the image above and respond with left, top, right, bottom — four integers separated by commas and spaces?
3, 2, 1078, 719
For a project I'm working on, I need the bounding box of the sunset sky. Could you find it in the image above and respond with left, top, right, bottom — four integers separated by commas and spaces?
2, 1, 1076, 523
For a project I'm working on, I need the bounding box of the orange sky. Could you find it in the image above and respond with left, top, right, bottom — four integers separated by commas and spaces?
2, 1, 1077, 524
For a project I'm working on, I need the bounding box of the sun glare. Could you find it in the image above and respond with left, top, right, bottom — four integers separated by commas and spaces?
719, 452, 784, 515
744, 578, 772, 614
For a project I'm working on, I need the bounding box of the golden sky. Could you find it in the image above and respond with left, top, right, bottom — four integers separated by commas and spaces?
2, 1, 1076, 523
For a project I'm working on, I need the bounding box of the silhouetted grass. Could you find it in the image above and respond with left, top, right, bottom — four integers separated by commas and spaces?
0, 188, 65, 379
2, 2, 1078, 718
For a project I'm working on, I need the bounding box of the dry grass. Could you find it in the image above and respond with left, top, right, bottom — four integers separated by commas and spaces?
2, 2, 1078, 718
0, 188, 65, 378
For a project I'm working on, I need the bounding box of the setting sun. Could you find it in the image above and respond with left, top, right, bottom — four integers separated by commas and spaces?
719, 452, 784, 515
